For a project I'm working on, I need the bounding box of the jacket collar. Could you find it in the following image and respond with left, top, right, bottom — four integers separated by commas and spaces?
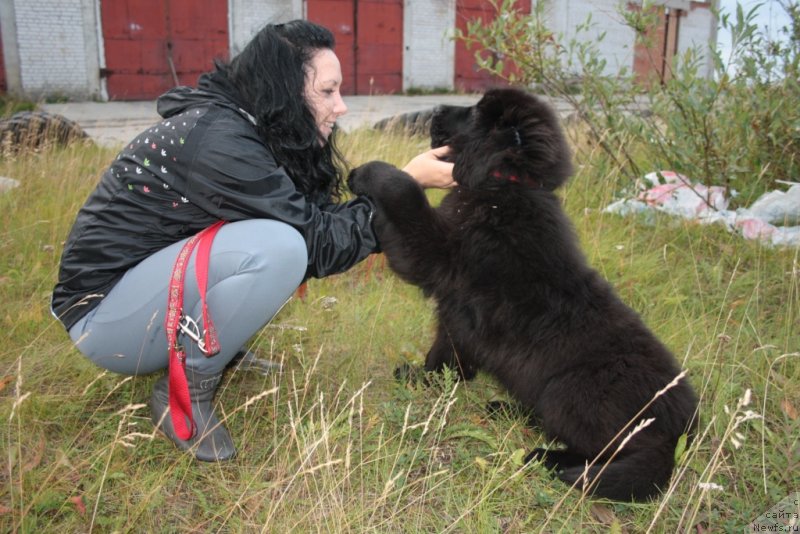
157, 70, 256, 125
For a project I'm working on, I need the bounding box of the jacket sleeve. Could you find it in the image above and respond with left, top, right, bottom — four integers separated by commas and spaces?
179, 108, 379, 279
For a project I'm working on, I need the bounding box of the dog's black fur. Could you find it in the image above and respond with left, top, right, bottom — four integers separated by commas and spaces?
348, 88, 698, 502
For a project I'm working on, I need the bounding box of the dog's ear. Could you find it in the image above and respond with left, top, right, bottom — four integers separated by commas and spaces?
430, 104, 472, 149
492, 91, 573, 191
510, 126, 522, 147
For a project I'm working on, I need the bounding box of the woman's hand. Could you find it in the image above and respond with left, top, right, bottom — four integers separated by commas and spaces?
402, 146, 456, 189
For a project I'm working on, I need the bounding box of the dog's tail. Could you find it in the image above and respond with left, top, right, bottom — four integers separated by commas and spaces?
555, 441, 677, 502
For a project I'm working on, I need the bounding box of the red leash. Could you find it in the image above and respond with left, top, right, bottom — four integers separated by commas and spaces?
164, 221, 225, 440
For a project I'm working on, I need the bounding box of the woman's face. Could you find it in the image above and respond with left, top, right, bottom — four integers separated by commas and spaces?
304, 48, 347, 143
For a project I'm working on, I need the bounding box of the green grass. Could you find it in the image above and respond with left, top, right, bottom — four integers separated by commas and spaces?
1, 128, 798, 532
0, 96, 36, 118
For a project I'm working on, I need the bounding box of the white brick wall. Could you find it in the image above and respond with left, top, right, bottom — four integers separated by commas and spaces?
229, 0, 303, 55
403, 0, 456, 91
545, 0, 637, 76
13, 0, 99, 99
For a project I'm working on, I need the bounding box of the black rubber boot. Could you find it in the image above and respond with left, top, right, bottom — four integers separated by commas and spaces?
228, 349, 283, 375
150, 370, 236, 461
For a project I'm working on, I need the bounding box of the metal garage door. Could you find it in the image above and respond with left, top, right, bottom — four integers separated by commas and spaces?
307, 0, 403, 95
100, 0, 228, 100
455, 0, 530, 92
632, 4, 682, 86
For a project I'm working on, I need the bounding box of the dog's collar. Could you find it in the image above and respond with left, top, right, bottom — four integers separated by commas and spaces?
491, 170, 541, 189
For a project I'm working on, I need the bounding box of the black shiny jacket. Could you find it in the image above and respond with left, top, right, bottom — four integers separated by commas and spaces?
52, 76, 378, 330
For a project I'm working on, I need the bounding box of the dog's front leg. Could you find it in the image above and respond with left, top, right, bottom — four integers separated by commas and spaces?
424, 322, 477, 380
349, 161, 453, 289
349, 161, 437, 229
395, 322, 477, 386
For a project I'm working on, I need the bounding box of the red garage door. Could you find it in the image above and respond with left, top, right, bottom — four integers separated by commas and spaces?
101, 0, 228, 100
455, 0, 531, 92
307, 0, 403, 95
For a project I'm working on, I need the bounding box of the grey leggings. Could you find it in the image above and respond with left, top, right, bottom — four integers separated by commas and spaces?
69, 219, 307, 375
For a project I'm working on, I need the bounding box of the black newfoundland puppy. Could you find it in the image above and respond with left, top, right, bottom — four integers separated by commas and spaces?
349, 88, 698, 501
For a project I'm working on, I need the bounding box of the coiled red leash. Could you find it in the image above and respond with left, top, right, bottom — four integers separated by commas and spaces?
164, 221, 225, 440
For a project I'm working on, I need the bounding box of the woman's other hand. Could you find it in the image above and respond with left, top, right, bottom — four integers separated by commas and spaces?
402, 146, 456, 189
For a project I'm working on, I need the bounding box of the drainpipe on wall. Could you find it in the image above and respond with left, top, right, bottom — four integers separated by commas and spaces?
352, 0, 359, 94
0, 0, 22, 98
81, 0, 104, 101
708, 0, 720, 79
94, 0, 109, 101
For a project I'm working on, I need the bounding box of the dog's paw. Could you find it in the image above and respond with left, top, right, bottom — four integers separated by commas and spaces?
347, 161, 397, 196
525, 449, 565, 476
394, 362, 426, 384
347, 167, 368, 196
526, 448, 589, 474
486, 400, 515, 419
524, 448, 550, 466
525, 450, 566, 481
486, 400, 539, 428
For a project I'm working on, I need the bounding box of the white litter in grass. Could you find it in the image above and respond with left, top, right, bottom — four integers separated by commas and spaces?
0, 176, 20, 193
604, 171, 800, 247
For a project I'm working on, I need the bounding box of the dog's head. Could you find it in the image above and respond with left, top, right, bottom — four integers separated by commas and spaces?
430, 88, 572, 191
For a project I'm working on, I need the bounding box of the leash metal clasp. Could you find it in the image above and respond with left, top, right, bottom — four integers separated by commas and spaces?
177, 313, 212, 355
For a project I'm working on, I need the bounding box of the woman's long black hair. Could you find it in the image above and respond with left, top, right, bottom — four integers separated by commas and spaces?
215, 20, 347, 201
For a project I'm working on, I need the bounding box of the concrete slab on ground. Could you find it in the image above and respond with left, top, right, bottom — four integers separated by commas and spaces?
41, 94, 487, 149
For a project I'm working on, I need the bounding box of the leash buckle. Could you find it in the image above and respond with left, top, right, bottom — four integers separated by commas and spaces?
177, 313, 212, 355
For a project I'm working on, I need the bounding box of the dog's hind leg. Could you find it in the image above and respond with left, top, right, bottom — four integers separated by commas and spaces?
531, 438, 676, 501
